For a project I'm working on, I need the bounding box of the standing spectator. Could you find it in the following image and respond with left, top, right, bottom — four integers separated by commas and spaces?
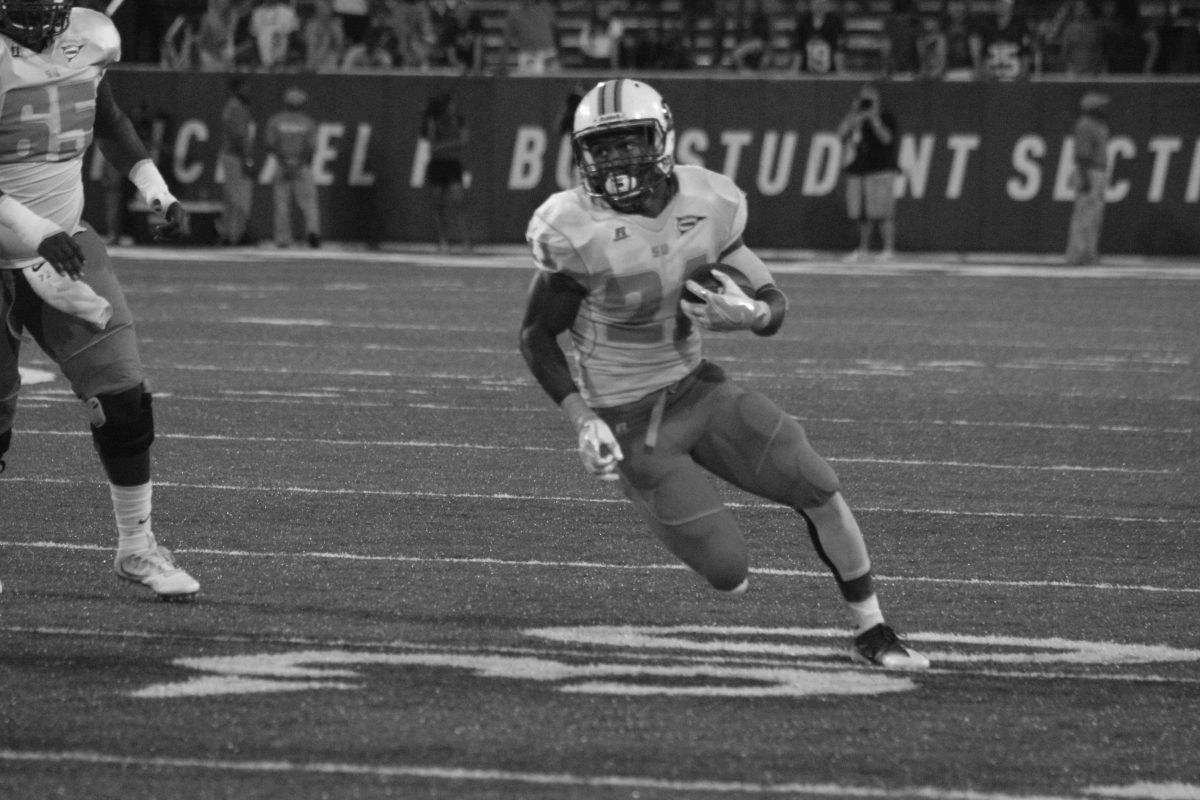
881, 0, 922, 77
1103, 0, 1158, 73
160, 11, 198, 69
836, 84, 900, 262
303, 0, 347, 70
971, 0, 1034, 80
341, 25, 396, 66
503, 0, 559, 74
333, 0, 371, 44
791, 0, 846, 74
730, 0, 774, 72
1153, 1, 1200, 74
218, 77, 256, 247
1054, 0, 1105, 77
195, 0, 240, 70
447, 0, 486, 73
940, 0, 976, 79
577, 0, 624, 71
250, 0, 300, 69
422, 91, 472, 252
1065, 92, 1110, 266
917, 13, 949, 79
265, 87, 322, 249
379, 0, 433, 68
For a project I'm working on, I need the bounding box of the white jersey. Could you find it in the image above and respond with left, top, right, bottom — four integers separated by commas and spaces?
0, 8, 120, 268
526, 165, 749, 407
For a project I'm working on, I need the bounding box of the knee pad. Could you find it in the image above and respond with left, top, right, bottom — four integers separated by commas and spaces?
87, 385, 154, 458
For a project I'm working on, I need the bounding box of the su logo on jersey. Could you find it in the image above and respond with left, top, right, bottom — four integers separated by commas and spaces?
676, 215, 706, 233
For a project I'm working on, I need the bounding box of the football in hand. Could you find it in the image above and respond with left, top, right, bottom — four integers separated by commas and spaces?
680, 263, 754, 304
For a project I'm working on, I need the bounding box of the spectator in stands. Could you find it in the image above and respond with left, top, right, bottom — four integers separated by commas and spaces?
250, 0, 300, 69
503, 0, 560, 74
1049, 0, 1105, 77
917, 13, 948, 79
970, 0, 1034, 80
1065, 91, 1110, 266
195, 0, 240, 70
334, 0, 371, 44
447, 0, 486, 73
837, 84, 899, 263
303, 0, 347, 70
1153, 0, 1200, 73
730, 0, 774, 72
160, 11, 198, 69
421, 91, 472, 253
265, 87, 322, 249
341, 24, 396, 66
1103, 0, 1159, 73
578, 0, 625, 71
387, 0, 434, 69
791, 0, 846, 74
939, 0, 977, 79
881, 0, 922, 78
218, 77, 256, 247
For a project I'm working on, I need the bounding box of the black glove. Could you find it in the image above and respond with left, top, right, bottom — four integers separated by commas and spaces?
36, 231, 86, 279
153, 201, 189, 241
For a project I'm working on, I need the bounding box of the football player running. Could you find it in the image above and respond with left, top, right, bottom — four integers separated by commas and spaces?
518, 79, 927, 669
0, 0, 199, 600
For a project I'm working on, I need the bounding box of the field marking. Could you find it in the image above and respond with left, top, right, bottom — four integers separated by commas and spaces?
2, 539, 1196, 595
2, 475, 1198, 528
9, 749, 1191, 800
3, 474, 1198, 527
11, 429, 1178, 475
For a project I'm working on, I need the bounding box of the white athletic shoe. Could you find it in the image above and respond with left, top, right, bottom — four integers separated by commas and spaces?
114, 538, 200, 601
851, 623, 930, 670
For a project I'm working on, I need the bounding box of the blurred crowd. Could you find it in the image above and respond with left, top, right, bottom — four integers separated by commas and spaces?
116, 0, 1199, 77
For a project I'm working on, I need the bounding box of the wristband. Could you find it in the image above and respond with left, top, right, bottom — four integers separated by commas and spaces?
560, 393, 593, 432
129, 159, 178, 214
0, 195, 62, 252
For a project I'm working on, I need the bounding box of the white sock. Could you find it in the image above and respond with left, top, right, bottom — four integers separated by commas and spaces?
111, 482, 153, 555
847, 595, 885, 634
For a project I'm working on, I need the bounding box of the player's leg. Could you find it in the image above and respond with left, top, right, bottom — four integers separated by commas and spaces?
296, 171, 321, 246
272, 178, 293, 247
1, 270, 22, 474
29, 228, 199, 600
619, 454, 750, 593
601, 383, 749, 593
693, 381, 927, 668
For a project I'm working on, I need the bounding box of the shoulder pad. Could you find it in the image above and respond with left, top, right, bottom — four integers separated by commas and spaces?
62, 8, 122, 66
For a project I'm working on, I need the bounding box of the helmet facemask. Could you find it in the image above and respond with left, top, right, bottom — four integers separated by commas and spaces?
574, 120, 673, 213
0, 0, 72, 51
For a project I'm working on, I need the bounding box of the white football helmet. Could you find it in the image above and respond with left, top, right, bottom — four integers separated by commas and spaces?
572, 79, 675, 211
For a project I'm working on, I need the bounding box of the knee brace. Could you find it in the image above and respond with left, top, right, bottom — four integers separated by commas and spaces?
87, 385, 155, 459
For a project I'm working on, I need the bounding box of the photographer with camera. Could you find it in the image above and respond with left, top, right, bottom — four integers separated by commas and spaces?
836, 85, 900, 263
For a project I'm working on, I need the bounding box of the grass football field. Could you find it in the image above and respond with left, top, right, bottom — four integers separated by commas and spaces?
1, 246, 1197, 800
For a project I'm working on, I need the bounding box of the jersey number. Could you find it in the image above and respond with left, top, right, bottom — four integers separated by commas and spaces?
0, 81, 97, 164
602, 255, 708, 343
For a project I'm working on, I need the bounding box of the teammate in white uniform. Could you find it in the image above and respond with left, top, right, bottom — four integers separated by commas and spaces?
519, 79, 927, 668
0, 0, 199, 600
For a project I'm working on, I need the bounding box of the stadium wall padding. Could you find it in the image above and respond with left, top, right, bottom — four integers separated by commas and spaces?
96, 69, 1200, 255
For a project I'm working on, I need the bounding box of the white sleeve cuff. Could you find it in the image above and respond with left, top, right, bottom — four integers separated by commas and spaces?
128, 159, 178, 214
0, 195, 63, 252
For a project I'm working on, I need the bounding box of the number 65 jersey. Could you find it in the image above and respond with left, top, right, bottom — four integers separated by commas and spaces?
0, 7, 120, 268
527, 164, 750, 408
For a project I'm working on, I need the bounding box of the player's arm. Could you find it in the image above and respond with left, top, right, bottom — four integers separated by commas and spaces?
0, 191, 84, 278
682, 238, 788, 336
93, 78, 186, 240
518, 270, 623, 480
